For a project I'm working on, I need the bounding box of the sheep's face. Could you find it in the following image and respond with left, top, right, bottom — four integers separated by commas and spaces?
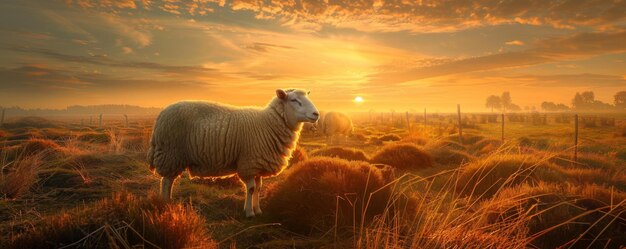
277, 89, 319, 124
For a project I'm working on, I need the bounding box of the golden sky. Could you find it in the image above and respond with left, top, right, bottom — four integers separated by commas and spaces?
0, 0, 625, 112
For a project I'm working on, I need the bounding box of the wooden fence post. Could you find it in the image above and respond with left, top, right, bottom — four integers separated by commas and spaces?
124, 114, 129, 128
0, 108, 5, 127
457, 104, 463, 144
574, 114, 579, 163
501, 113, 505, 142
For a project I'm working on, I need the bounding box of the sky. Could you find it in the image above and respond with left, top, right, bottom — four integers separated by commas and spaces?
0, 0, 625, 112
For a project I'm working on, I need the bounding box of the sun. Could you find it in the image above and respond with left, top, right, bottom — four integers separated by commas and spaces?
354, 96, 364, 103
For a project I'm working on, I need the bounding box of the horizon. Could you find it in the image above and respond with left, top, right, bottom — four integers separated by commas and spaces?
0, 0, 625, 112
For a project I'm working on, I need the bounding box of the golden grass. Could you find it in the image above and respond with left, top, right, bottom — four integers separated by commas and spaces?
456, 153, 566, 199
265, 157, 393, 235
370, 143, 432, 171
0, 153, 44, 199
310, 146, 369, 161
6, 192, 217, 249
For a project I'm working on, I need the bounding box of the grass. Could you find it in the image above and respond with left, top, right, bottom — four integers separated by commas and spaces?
265, 157, 393, 235
369, 143, 432, 171
0, 113, 625, 248
6, 192, 217, 249
310, 146, 369, 161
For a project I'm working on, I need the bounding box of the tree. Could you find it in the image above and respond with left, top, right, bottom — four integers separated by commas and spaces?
572, 92, 585, 110
485, 95, 501, 112
581, 91, 595, 103
541, 101, 557, 111
501, 92, 512, 112
615, 91, 626, 109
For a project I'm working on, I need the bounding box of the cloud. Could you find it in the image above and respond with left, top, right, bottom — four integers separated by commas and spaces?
245, 42, 294, 52
67, 0, 626, 33
505, 40, 525, 46
5, 46, 219, 76
370, 30, 626, 84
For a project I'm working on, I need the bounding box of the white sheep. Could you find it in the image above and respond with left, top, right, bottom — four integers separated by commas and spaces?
148, 89, 319, 217
322, 111, 353, 144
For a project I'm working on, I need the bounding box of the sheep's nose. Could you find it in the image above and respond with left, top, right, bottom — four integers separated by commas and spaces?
312, 112, 319, 117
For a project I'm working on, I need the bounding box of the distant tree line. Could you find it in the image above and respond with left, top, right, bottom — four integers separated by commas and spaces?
0, 104, 162, 116
486, 90, 626, 112
485, 91, 521, 112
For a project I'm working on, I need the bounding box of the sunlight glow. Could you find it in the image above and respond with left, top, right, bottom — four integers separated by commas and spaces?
354, 96, 364, 103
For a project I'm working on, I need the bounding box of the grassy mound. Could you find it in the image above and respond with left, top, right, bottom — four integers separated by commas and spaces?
401, 134, 429, 145
378, 134, 401, 142
265, 157, 392, 235
77, 132, 111, 144
457, 154, 566, 199
310, 146, 369, 161
481, 183, 626, 248
5, 192, 216, 249
20, 138, 62, 156
2, 116, 57, 129
370, 143, 432, 171
471, 138, 503, 155
424, 144, 474, 165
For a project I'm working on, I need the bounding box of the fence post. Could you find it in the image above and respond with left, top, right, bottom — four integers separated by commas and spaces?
405, 111, 411, 132
124, 114, 129, 128
0, 108, 5, 127
574, 114, 579, 163
457, 104, 463, 144
423, 108, 427, 125
501, 113, 505, 142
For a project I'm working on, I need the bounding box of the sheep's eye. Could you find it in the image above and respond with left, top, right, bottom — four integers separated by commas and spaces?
291, 99, 302, 106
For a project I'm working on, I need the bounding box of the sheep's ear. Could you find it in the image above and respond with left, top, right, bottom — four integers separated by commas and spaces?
307, 91, 311, 95
276, 89, 287, 100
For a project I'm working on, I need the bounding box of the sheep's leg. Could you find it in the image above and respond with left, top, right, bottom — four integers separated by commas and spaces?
253, 176, 263, 215
242, 177, 256, 218
161, 176, 175, 200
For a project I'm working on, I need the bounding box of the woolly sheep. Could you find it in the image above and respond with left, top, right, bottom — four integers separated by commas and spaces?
148, 89, 319, 217
322, 111, 353, 144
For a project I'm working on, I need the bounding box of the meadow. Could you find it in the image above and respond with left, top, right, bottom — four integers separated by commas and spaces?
0, 112, 625, 249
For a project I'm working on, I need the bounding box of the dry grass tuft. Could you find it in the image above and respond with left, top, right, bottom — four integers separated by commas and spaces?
19, 138, 62, 156
77, 132, 111, 144
424, 144, 474, 165
370, 143, 432, 171
0, 153, 44, 199
310, 146, 369, 161
265, 157, 392, 235
400, 134, 429, 145
481, 183, 626, 248
6, 192, 217, 249
457, 154, 566, 199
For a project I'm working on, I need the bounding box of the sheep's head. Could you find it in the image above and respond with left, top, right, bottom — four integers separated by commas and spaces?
277, 89, 319, 127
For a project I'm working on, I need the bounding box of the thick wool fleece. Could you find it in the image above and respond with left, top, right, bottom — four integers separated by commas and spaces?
322, 112, 353, 137
148, 98, 302, 180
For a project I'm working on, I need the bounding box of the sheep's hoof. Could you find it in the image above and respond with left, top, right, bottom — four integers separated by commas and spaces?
245, 211, 255, 218
254, 208, 263, 216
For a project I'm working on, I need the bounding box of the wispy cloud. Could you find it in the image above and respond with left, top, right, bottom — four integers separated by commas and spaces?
370, 30, 626, 84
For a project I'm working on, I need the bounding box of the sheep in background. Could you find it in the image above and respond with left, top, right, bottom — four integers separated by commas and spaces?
322, 111, 353, 144
148, 89, 319, 217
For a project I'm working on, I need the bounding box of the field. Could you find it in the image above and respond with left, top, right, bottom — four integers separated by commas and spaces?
1, 113, 625, 249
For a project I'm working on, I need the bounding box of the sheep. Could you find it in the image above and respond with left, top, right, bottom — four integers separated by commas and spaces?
322, 111, 353, 144
148, 89, 319, 217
